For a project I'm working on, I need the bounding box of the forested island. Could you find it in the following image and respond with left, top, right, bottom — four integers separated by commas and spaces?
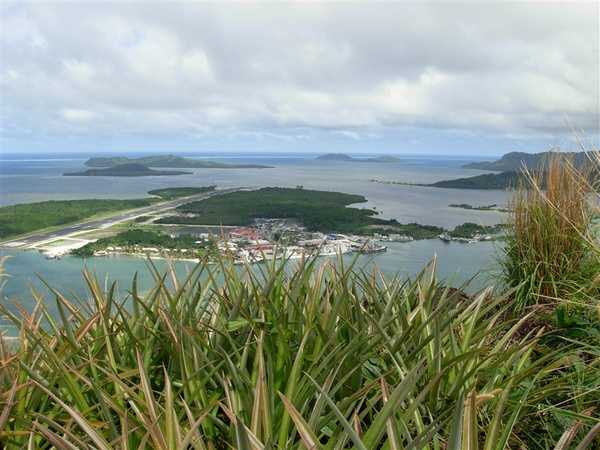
317, 153, 401, 163
64, 163, 191, 177
427, 171, 521, 189
85, 154, 272, 169
371, 171, 522, 190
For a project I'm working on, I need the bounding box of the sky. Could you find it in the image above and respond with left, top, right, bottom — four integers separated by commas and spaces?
0, 1, 598, 156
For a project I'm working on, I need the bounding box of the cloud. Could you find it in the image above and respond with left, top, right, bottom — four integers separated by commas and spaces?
60, 108, 97, 122
0, 1, 598, 153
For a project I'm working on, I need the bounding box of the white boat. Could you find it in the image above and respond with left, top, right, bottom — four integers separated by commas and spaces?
438, 233, 452, 243
359, 243, 387, 254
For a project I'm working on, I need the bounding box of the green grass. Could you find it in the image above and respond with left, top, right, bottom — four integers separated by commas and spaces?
502, 156, 600, 310
148, 186, 216, 200
1, 257, 599, 448
0, 198, 157, 240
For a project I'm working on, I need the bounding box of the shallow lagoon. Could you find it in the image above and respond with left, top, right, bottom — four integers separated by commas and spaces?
1, 239, 502, 335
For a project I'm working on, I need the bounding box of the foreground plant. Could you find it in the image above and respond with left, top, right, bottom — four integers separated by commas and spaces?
0, 257, 598, 449
503, 152, 599, 311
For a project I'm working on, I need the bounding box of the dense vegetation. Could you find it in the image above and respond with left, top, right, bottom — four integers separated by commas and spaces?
1, 254, 599, 448
85, 154, 272, 169
71, 229, 207, 257
157, 187, 460, 238
503, 155, 600, 311
64, 163, 192, 177
148, 186, 216, 200
0, 198, 155, 239
157, 187, 386, 234
157, 187, 499, 238
370, 220, 444, 239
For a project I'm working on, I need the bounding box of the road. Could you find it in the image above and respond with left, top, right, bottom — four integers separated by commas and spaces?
0, 187, 246, 249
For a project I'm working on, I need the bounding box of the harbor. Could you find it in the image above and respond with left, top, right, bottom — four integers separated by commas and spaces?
84, 219, 392, 264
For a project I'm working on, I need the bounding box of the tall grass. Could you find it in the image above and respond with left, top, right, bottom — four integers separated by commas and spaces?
1, 257, 599, 448
503, 153, 599, 310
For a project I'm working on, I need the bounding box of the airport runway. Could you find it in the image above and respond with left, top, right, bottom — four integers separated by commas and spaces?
0, 187, 245, 249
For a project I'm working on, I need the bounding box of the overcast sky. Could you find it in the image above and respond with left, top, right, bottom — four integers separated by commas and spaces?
0, 1, 598, 155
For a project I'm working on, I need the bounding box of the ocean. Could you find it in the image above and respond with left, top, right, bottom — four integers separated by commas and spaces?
1, 152, 508, 333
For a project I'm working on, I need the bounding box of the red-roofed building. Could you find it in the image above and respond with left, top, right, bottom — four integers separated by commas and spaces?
230, 227, 260, 240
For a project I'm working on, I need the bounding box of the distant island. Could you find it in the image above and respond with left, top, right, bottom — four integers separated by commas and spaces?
316, 153, 401, 163
316, 153, 354, 161
371, 171, 522, 190
85, 154, 272, 169
463, 150, 597, 171
64, 163, 192, 177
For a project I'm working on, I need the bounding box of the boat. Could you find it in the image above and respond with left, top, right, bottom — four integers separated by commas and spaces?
438, 233, 452, 243
359, 243, 387, 254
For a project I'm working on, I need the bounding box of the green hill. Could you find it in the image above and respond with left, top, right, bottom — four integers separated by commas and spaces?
463, 150, 597, 171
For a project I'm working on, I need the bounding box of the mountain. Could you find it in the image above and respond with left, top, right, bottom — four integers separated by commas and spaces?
463, 151, 596, 171
316, 154, 401, 163
84, 154, 272, 169
64, 163, 192, 177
